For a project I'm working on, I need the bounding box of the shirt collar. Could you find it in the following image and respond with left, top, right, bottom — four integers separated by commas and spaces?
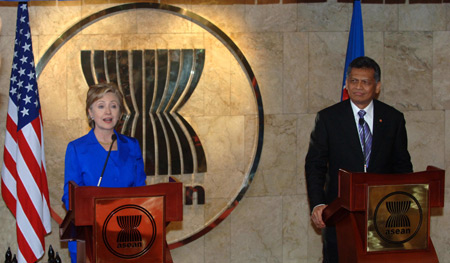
350, 100, 374, 131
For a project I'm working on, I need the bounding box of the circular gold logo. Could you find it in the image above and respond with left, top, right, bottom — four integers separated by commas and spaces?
102, 205, 157, 259
373, 191, 423, 244
38, 3, 264, 248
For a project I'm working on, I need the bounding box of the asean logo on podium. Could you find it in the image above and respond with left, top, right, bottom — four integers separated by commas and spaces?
96, 197, 165, 262
367, 185, 429, 252
103, 207, 156, 258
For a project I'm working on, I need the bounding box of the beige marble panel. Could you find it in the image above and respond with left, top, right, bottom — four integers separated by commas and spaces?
187, 115, 245, 173
363, 32, 384, 64
247, 114, 298, 197
308, 32, 347, 113
231, 32, 284, 115
166, 199, 205, 243
82, 7, 138, 35
204, 170, 246, 199
136, 8, 192, 34
433, 31, 450, 110
0, 7, 17, 36
256, 114, 297, 172
244, 4, 297, 33
191, 5, 247, 35
230, 59, 257, 116
360, 4, 398, 32
430, 189, 450, 262
399, 4, 446, 32
249, 168, 300, 197
203, 34, 232, 116
204, 213, 231, 263
230, 196, 283, 263
283, 32, 309, 114
38, 42, 68, 122
404, 110, 445, 172
171, 235, 205, 263
30, 5, 81, 36
307, 228, 323, 263
283, 194, 310, 263
362, 31, 384, 101
80, 3, 115, 16
0, 203, 19, 257
298, 2, 350, 32
0, 35, 14, 122
297, 113, 317, 196
383, 32, 433, 111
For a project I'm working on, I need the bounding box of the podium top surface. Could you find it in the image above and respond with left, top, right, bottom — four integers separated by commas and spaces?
337, 166, 445, 212
68, 182, 183, 226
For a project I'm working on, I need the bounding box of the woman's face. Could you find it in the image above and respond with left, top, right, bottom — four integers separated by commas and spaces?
88, 92, 121, 132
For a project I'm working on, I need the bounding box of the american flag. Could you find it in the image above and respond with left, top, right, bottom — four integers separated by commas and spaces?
1, 3, 51, 263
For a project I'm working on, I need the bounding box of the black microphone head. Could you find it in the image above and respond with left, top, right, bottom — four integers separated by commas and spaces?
111, 134, 117, 141
359, 118, 365, 125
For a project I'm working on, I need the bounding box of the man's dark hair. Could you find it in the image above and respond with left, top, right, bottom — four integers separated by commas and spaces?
346, 56, 381, 83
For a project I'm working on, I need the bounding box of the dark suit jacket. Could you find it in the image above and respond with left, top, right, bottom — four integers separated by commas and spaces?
305, 99, 413, 210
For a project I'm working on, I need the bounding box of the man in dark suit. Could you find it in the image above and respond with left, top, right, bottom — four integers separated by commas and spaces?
305, 56, 413, 263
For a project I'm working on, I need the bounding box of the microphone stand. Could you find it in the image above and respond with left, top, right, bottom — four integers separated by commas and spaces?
97, 134, 117, 187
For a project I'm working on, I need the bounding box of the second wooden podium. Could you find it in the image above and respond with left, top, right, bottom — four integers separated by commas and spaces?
323, 166, 445, 263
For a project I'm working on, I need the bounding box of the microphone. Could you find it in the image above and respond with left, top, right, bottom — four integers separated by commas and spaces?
97, 134, 117, 187
359, 117, 367, 172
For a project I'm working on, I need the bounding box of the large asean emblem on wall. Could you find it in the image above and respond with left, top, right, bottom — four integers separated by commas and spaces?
37, 3, 263, 248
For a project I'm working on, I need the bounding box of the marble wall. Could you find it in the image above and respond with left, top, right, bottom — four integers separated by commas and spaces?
0, 1, 449, 262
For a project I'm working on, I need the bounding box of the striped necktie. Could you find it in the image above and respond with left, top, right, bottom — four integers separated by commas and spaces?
358, 110, 372, 172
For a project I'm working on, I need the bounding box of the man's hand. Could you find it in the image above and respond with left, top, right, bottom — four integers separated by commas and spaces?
311, 204, 327, 229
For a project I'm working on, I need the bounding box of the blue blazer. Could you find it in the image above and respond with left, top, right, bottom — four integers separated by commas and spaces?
62, 129, 146, 209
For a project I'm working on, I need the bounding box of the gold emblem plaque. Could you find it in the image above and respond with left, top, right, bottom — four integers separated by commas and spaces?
367, 184, 428, 252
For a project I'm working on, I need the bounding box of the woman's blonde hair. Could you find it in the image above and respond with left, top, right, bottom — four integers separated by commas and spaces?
86, 82, 124, 128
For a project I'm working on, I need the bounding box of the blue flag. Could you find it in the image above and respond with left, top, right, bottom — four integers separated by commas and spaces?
341, 0, 364, 101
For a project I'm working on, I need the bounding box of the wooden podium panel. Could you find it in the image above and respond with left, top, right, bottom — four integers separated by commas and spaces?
60, 181, 182, 263
95, 196, 165, 263
323, 166, 445, 263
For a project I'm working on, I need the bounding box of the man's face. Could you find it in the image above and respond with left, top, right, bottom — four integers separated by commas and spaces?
346, 67, 381, 109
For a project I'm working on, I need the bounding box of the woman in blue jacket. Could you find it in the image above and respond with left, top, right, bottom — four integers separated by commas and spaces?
62, 83, 146, 262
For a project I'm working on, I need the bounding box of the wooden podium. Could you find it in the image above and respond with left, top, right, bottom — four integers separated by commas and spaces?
323, 166, 445, 263
60, 181, 183, 263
